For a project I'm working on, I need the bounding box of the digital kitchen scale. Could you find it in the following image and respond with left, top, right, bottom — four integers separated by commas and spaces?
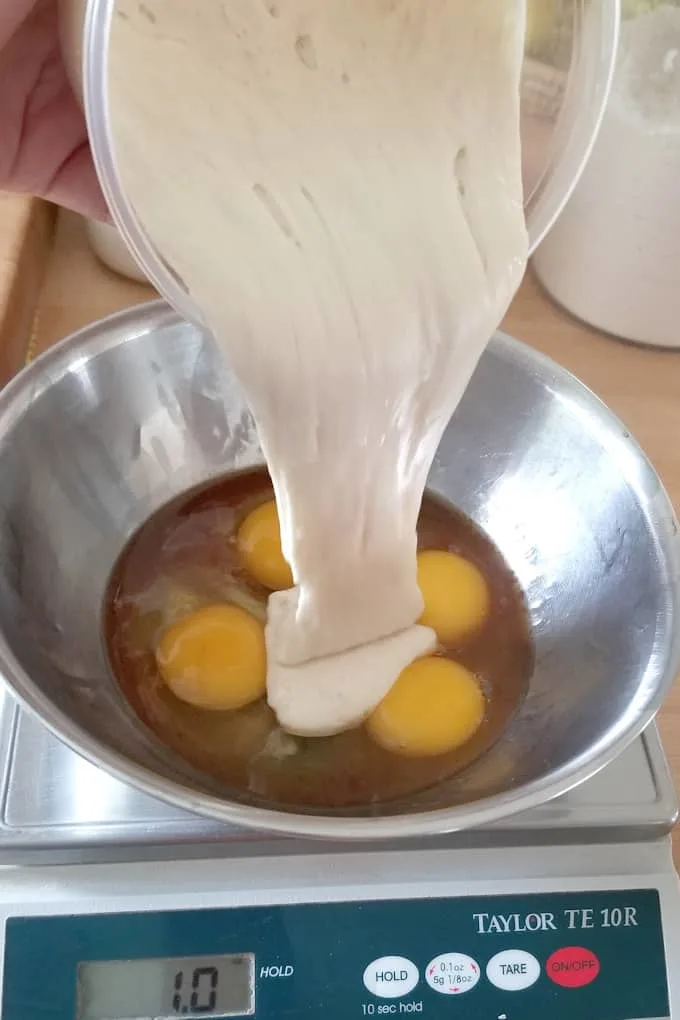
0, 685, 677, 1020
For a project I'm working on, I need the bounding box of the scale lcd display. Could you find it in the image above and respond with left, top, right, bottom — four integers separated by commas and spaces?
77, 953, 255, 1019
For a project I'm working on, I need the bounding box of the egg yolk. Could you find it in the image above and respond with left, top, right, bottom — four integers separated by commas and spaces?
366, 656, 485, 757
417, 549, 490, 643
156, 604, 266, 710
237, 500, 294, 591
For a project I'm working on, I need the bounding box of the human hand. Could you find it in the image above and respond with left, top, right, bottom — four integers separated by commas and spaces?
0, 0, 108, 218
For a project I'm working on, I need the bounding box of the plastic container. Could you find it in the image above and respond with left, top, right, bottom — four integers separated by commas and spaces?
62, 0, 620, 328
533, 1, 680, 348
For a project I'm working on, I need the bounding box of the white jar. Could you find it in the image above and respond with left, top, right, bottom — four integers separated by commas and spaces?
534, 3, 680, 348
84, 219, 150, 283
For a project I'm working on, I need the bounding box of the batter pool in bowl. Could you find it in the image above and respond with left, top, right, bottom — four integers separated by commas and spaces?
104, 468, 533, 810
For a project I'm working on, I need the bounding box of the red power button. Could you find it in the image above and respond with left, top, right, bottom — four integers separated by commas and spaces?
546, 947, 600, 988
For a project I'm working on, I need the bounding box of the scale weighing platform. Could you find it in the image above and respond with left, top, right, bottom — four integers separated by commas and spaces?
0, 687, 677, 1020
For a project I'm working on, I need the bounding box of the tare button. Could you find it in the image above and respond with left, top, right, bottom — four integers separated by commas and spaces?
363, 957, 419, 999
487, 950, 541, 991
425, 953, 481, 995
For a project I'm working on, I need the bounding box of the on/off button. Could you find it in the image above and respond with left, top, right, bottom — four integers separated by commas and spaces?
546, 947, 600, 988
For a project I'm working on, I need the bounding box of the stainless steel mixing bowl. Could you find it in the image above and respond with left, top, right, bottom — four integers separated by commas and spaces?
0, 301, 677, 840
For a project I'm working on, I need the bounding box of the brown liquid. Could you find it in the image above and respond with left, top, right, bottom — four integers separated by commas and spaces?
104, 469, 533, 809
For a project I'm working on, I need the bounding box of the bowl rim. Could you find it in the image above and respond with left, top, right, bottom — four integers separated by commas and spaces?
0, 299, 677, 841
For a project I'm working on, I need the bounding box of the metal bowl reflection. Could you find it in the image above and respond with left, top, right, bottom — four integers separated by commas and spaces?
0, 301, 676, 839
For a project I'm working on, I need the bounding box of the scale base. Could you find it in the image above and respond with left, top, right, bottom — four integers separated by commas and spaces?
0, 690, 678, 1017
0, 838, 677, 1018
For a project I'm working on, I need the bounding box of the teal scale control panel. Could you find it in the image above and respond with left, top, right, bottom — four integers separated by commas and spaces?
1, 889, 670, 1020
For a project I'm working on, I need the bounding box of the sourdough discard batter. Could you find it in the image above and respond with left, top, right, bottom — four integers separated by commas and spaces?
108, 0, 528, 736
